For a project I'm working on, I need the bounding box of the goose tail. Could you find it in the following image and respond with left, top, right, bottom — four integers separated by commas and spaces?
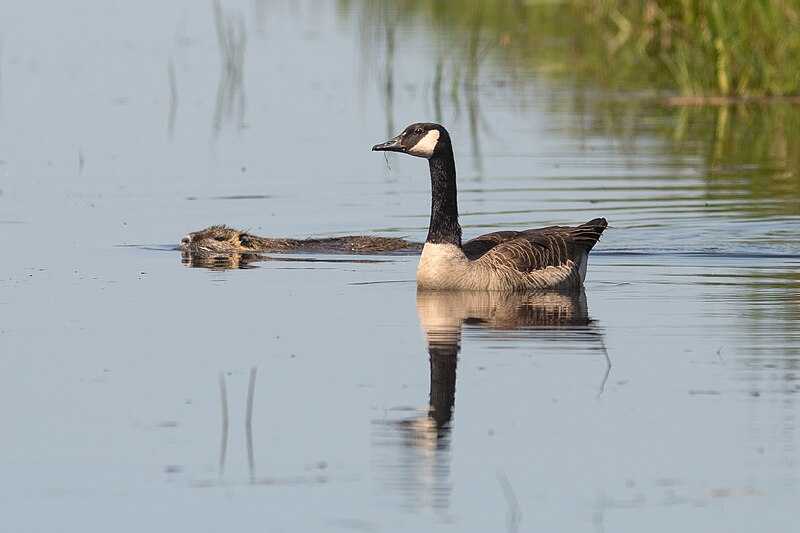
575, 218, 608, 252
580, 217, 608, 230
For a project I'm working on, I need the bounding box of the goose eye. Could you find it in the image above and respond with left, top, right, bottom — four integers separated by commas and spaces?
414, 127, 423, 135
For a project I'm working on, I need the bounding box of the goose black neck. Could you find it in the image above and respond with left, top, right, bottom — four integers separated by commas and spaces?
426, 149, 462, 247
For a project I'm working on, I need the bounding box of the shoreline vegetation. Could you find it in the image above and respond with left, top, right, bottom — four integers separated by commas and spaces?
587, 0, 800, 101
350, 0, 800, 102
345, 0, 800, 209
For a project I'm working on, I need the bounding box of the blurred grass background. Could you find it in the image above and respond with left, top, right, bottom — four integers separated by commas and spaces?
341, 0, 800, 204
345, 0, 800, 99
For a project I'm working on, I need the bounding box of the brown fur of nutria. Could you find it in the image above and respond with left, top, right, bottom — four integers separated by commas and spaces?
179, 225, 422, 254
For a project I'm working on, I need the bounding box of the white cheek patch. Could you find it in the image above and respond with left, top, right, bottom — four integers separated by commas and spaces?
408, 130, 440, 159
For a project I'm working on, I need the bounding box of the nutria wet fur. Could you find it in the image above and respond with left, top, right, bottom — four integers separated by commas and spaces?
180, 225, 422, 254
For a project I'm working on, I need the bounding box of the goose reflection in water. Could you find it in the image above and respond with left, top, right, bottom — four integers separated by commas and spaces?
417, 288, 607, 436
374, 289, 608, 513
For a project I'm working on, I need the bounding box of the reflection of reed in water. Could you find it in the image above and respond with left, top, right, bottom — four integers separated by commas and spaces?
355, 2, 397, 137
212, 1, 246, 135
167, 57, 178, 137
217, 367, 257, 484
358, 2, 489, 174
374, 289, 606, 513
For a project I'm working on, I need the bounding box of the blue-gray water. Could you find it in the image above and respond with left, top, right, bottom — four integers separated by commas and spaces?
1, 2, 798, 532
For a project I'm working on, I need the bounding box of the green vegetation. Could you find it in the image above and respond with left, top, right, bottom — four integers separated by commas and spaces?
586, 0, 800, 99
348, 0, 800, 99
343, 0, 800, 207
571, 99, 800, 207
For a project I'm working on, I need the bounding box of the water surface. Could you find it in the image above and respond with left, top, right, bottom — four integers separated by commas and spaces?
0, 1, 798, 532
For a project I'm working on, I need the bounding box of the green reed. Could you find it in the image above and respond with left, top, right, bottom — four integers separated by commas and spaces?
587, 0, 800, 98
353, 0, 800, 99
343, 0, 800, 209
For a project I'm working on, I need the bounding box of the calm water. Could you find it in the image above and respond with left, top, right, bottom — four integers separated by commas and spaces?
1, 1, 798, 532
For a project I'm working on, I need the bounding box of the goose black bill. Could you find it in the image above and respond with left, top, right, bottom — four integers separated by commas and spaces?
372, 135, 406, 153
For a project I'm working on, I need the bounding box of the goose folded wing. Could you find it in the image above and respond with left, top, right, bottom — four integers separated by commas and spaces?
462, 231, 521, 259
478, 232, 578, 273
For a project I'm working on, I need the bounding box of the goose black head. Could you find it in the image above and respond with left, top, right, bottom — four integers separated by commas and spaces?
372, 122, 451, 160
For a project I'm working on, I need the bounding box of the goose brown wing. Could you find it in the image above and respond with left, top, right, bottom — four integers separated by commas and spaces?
478, 233, 573, 273
462, 231, 521, 259
475, 219, 607, 273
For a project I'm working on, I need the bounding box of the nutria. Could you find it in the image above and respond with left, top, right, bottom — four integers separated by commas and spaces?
179, 225, 422, 254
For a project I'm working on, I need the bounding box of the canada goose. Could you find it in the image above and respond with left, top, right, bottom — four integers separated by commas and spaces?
373, 123, 607, 290
179, 225, 422, 254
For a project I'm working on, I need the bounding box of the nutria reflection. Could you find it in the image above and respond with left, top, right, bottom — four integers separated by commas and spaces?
180, 225, 422, 254
180, 249, 389, 271
180, 251, 268, 270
